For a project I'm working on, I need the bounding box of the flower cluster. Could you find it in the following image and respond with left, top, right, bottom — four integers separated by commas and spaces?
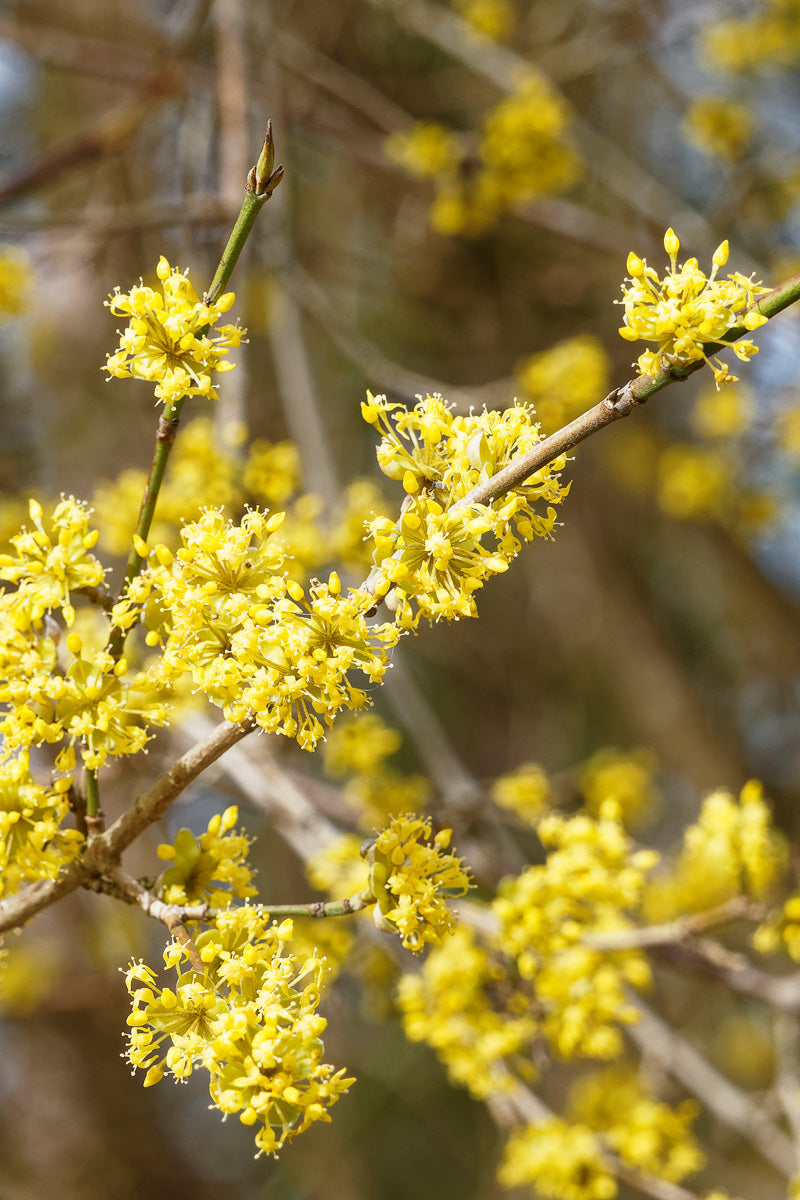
137, 509, 399, 750
703, 1, 800, 72
579, 747, 660, 829
569, 1067, 705, 1184
397, 925, 537, 1099
498, 1118, 616, 1200
683, 98, 754, 162
453, 0, 515, 41
0, 750, 83, 898
618, 229, 768, 386
104, 257, 244, 406
0, 245, 32, 319
493, 813, 657, 1058
386, 73, 580, 237
365, 815, 471, 952
645, 780, 787, 921
124, 909, 353, 1157
0, 499, 168, 769
322, 713, 429, 827
364, 392, 567, 626
157, 806, 256, 908
490, 761, 552, 825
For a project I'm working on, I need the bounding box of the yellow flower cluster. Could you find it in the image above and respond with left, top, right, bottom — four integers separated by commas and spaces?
692, 382, 753, 440
453, 0, 515, 41
569, 1067, 705, 1184
493, 813, 657, 1058
156, 806, 256, 908
754, 892, 800, 962
124, 910, 353, 1157
366, 815, 471, 952
683, 98, 755, 162
322, 712, 430, 827
397, 926, 537, 1099
306, 834, 370, 899
364, 392, 567, 626
138, 508, 399, 750
579, 747, 660, 829
703, 1, 800, 72
0, 499, 168, 769
386, 73, 580, 237
515, 335, 610, 433
498, 1118, 616, 1200
0, 750, 83, 898
0, 245, 32, 319
105, 257, 244, 406
618, 229, 768, 386
490, 761, 552, 825
645, 781, 787, 921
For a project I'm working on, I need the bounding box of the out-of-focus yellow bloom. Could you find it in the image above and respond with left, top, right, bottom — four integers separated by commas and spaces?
516, 335, 610, 432
323, 712, 402, 778
0, 246, 32, 319
692, 382, 753, 439
398, 925, 538, 1099
579, 747, 659, 829
453, 0, 515, 41
646, 780, 787, 921
306, 834, 370, 899
569, 1066, 705, 1184
657, 444, 733, 522
491, 761, 552, 825
684, 97, 755, 162
385, 122, 463, 179
105, 257, 244, 406
493, 813, 657, 1059
498, 1118, 617, 1199
618, 229, 768, 387
704, 6, 800, 73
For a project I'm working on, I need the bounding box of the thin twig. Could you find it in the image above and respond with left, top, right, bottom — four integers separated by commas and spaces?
584, 896, 763, 951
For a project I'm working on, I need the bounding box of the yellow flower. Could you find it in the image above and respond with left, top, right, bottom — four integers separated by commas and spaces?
491, 762, 552, 825
516, 335, 610, 432
385, 122, 463, 179
0, 751, 83, 899
366, 815, 471, 953
569, 1066, 705, 1184
0, 245, 32, 319
579, 747, 659, 829
493, 813, 657, 1058
124, 909, 353, 1157
683, 97, 755, 162
397, 925, 537, 1099
498, 1118, 617, 1200
104, 257, 244, 406
157, 806, 256, 908
618, 229, 768, 387
646, 780, 787, 921
453, 0, 515, 41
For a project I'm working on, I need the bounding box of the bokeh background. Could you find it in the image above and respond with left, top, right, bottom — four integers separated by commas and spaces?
2, 1, 800, 1197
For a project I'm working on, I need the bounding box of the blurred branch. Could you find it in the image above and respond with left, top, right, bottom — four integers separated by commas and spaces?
0, 80, 177, 207
585, 896, 763, 951
628, 998, 796, 1176
773, 1012, 800, 1173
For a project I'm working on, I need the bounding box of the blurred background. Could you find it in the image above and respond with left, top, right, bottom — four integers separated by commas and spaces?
1, 0, 800, 1197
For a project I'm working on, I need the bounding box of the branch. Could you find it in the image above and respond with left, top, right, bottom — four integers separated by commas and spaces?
650, 937, 800, 1014
584, 896, 763, 952
0, 718, 253, 935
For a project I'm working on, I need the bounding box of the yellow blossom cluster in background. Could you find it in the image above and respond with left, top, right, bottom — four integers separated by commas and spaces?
0, 245, 32, 320
452, 0, 515, 42
515, 335, 610, 434
645, 780, 787, 921
385, 71, 581, 237
322, 712, 430, 827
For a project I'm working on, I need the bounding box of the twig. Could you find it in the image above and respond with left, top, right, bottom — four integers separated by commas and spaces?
628, 998, 795, 1177
650, 938, 800, 1014
584, 896, 763, 952
0, 718, 254, 935
773, 1012, 800, 1172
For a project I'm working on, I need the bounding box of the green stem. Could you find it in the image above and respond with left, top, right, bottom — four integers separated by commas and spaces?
107, 128, 284, 657
85, 767, 100, 818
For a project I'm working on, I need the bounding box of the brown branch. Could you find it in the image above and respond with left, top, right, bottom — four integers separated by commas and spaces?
0, 719, 254, 935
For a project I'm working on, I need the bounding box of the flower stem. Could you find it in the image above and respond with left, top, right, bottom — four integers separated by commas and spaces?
107, 126, 284, 657
85, 766, 100, 819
